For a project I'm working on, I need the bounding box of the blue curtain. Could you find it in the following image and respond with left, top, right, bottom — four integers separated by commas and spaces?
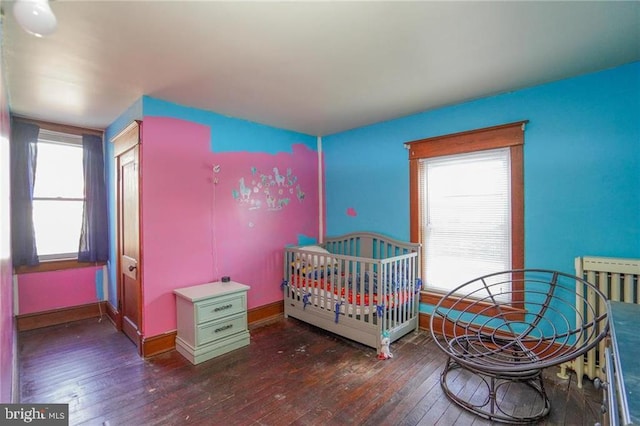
78, 134, 109, 262
10, 119, 40, 267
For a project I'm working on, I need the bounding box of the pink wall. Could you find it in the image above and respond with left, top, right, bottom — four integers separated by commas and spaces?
17, 266, 101, 315
141, 118, 215, 336
140, 117, 320, 337
0, 54, 14, 402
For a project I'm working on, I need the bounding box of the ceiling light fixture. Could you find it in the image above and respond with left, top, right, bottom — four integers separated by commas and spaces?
13, 0, 57, 37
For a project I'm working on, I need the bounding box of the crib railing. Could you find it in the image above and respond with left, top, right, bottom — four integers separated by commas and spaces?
558, 256, 640, 388
283, 245, 420, 339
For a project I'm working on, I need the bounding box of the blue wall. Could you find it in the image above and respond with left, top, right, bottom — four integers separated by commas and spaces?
323, 62, 640, 276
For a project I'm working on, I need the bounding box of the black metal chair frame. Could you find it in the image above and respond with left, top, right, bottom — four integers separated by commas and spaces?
430, 269, 609, 424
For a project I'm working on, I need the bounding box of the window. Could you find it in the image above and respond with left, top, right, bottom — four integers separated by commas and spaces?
408, 121, 525, 308
32, 129, 84, 260
11, 119, 108, 270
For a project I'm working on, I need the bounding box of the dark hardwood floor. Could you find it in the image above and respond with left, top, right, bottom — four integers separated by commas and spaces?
18, 317, 602, 425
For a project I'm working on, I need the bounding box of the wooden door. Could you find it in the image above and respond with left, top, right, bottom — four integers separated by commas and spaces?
112, 121, 142, 352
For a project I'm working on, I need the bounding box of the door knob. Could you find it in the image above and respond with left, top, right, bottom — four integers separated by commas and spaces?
128, 265, 137, 272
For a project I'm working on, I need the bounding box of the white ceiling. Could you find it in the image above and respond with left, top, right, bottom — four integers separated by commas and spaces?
3, 1, 639, 136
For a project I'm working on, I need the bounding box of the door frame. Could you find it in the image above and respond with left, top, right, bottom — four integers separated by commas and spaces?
111, 120, 143, 354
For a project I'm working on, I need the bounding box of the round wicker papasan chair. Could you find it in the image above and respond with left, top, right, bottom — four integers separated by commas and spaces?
429, 269, 609, 424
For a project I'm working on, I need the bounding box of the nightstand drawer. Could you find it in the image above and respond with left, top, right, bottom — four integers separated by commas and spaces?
196, 294, 245, 324
197, 313, 247, 345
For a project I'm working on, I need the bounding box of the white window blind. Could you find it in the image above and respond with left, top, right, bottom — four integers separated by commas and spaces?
420, 148, 512, 299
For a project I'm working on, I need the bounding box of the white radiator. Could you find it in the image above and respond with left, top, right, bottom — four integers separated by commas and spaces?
559, 256, 640, 388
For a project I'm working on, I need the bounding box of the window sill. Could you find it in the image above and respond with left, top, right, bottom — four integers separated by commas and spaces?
420, 290, 525, 321
14, 259, 107, 274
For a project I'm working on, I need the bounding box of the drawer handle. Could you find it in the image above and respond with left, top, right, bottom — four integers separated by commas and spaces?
214, 304, 233, 312
214, 324, 233, 333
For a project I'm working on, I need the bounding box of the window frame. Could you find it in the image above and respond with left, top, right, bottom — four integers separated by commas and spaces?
407, 121, 526, 313
13, 117, 105, 274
